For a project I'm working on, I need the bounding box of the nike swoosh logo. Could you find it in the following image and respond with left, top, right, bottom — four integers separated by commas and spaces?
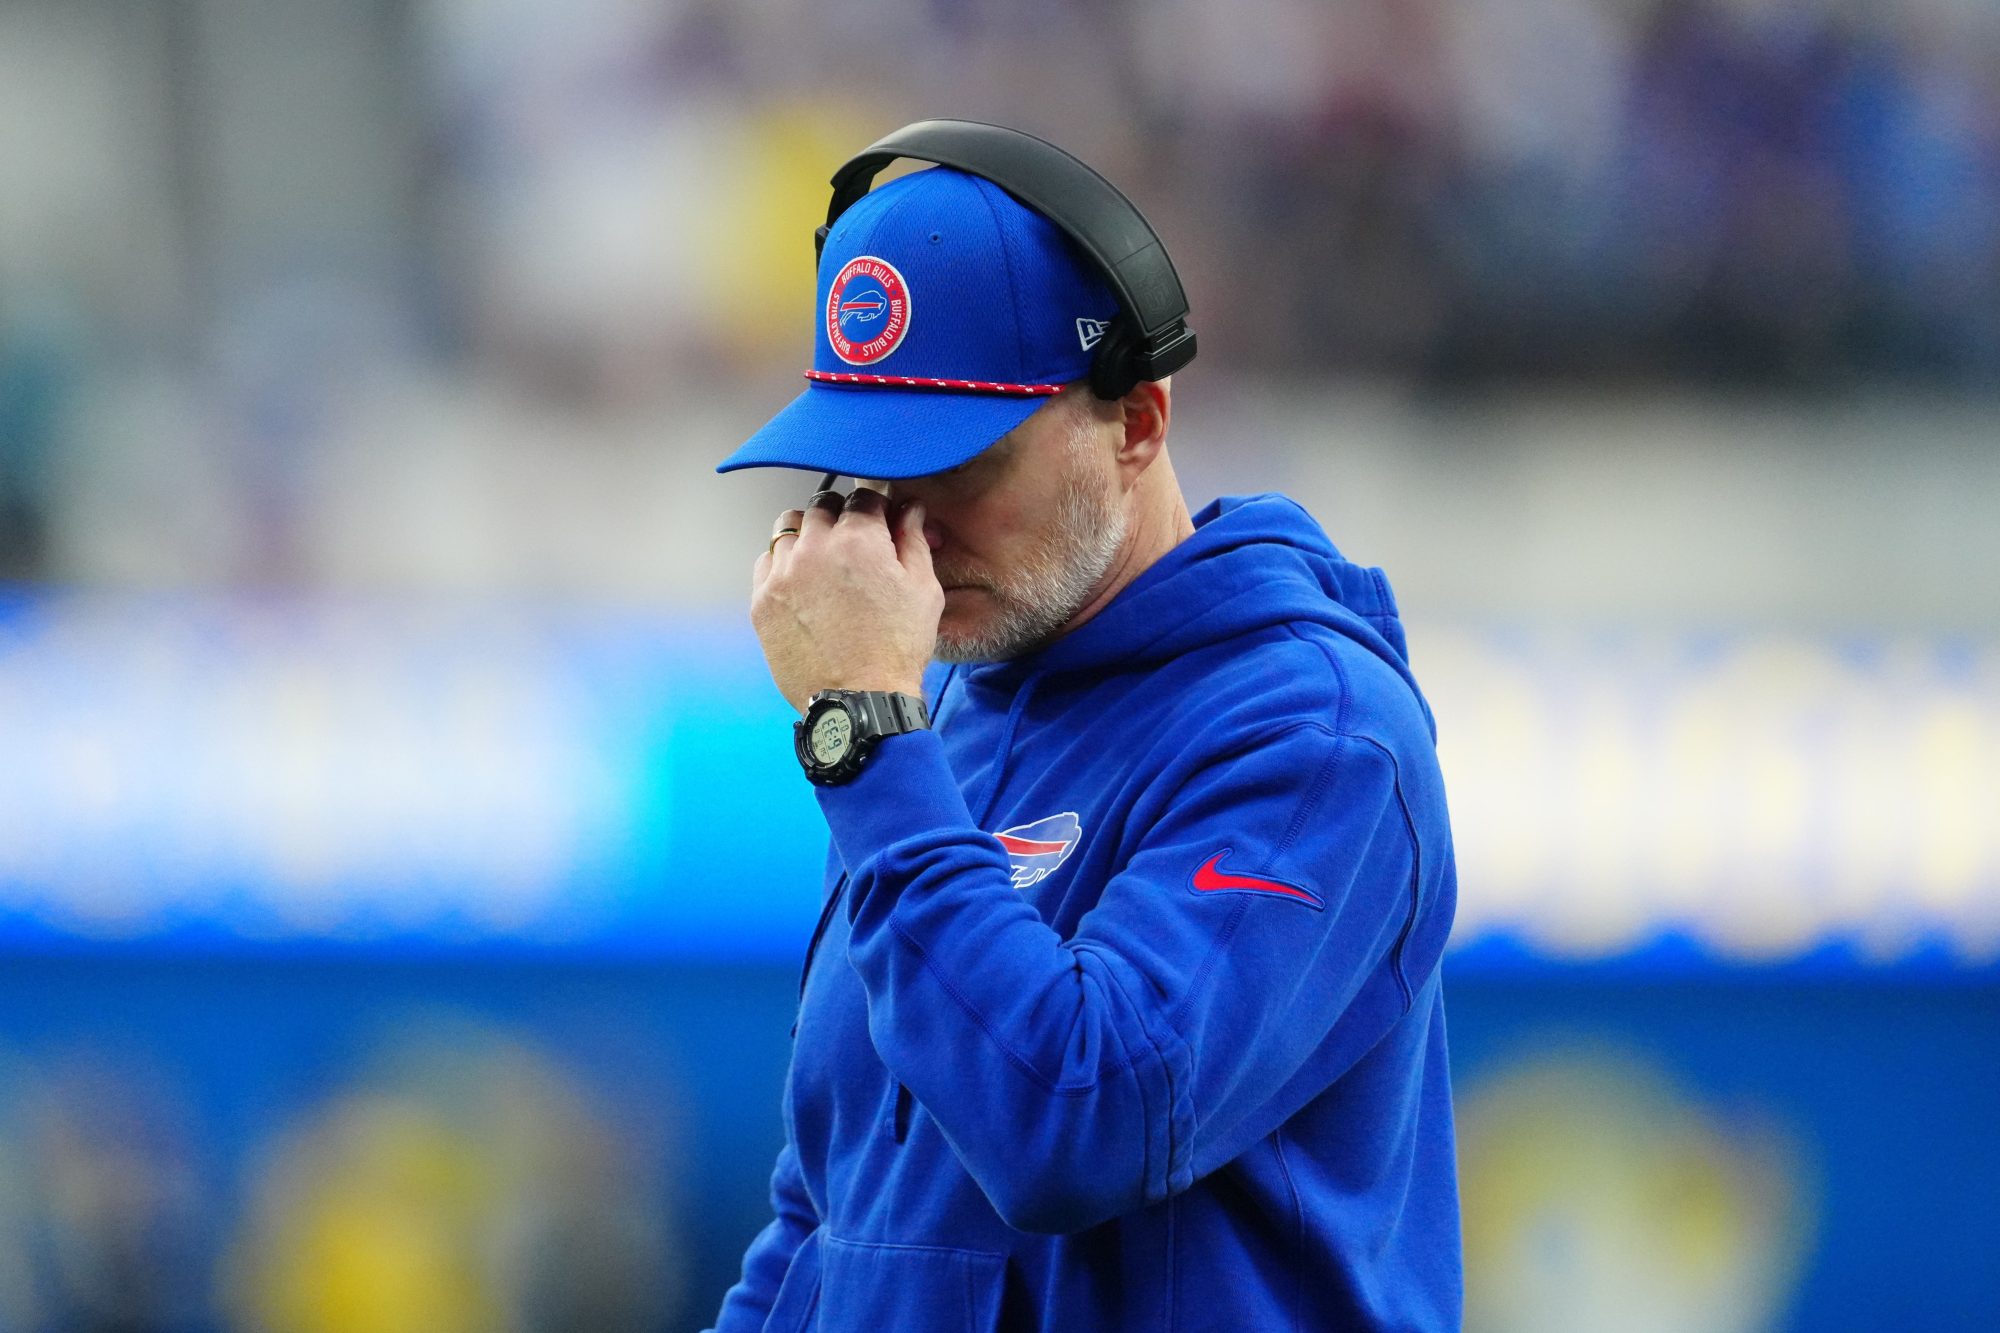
1191, 851, 1325, 909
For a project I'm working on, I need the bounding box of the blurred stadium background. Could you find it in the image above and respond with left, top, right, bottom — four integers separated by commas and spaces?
1, 0, 1997, 1328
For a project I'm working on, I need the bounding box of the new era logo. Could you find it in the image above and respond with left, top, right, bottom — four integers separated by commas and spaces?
1076, 317, 1112, 351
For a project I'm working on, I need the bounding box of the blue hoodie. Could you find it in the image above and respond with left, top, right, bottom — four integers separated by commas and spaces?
709, 494, 1461, 1332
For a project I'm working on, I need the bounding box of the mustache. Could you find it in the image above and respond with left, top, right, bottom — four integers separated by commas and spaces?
931, 567, 992, 591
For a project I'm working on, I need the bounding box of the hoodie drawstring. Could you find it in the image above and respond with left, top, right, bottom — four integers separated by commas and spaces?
965, 672, 1038, 826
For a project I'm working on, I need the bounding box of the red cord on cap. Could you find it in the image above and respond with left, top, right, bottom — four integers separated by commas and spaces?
805, 370, 1064, 396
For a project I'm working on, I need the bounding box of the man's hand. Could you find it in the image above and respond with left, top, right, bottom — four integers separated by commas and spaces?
751, 487, 943, 714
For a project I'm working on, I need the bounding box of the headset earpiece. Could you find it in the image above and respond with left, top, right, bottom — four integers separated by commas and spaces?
1087, 319, 1143, 401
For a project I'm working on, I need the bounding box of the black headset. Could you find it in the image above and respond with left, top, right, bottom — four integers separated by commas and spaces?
816, 119, 1197, 406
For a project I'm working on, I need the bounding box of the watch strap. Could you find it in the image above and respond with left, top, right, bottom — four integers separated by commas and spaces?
848, 690, 930, 737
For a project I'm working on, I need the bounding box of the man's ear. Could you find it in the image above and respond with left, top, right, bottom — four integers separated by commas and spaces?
1113, 379, 1171, 485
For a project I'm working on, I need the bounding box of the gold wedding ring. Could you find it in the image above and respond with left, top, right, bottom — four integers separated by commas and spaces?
768, 527, 801, 556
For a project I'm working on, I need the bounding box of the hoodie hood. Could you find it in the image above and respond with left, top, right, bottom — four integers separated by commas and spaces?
964, 493, 1431, 731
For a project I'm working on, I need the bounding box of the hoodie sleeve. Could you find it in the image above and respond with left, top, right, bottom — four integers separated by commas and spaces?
817, 717, 1438, 1236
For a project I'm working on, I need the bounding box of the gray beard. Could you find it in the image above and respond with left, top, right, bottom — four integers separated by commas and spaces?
932, 452, 1129, 665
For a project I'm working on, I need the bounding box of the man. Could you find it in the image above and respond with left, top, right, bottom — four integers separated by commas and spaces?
706, 152, 1460, 1331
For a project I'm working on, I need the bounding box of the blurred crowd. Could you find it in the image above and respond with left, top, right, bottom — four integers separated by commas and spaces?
2, 0, 1998, 583
430, 0, 2000, 389
1175, 0, 2000, 384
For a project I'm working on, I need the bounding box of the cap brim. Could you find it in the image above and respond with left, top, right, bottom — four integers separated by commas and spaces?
716, 381, 1055, 480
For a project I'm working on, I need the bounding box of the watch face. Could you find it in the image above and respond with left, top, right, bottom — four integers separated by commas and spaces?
808, 706, 854, 766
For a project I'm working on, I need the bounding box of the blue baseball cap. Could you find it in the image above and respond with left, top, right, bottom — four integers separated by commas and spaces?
715, 166, 1120, 480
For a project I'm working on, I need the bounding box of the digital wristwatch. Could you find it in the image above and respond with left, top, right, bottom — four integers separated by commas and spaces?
794, 689, 932, 786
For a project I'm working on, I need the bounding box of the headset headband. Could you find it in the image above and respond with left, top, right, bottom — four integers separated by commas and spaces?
816, 119, 1197, 401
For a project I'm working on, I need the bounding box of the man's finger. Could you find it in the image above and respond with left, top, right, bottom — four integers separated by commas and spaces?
764, 509, 804, 574
798, 488, 844, 537
892, 500, 934, 574
839, 486, 891, 525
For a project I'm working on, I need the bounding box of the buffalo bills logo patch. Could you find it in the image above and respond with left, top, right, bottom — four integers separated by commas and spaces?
994, 812, 1082, 889
826, 256, 912, 365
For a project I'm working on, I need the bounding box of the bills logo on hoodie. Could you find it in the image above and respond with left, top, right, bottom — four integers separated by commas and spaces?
994, 812, 1082, 889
